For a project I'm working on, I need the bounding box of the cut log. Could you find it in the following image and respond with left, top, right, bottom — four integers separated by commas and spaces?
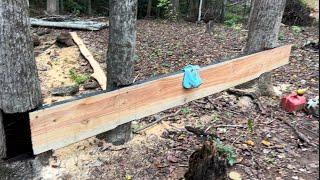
30, 18, 108, 31
29, 45, 291, 154
70, 32, 107, 90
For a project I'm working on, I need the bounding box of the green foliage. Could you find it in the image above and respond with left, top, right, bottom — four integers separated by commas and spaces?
133, 55, 140, 62
181, 107, 190, 115
278, 32, 285, 40
291, 25, 303, 34
156, 0, 179, 21
69, 69, 90, 85
224, 13, 243, 27
131, 123, 141, 131
167, 50, 174, 56
64, 0, 86, 14
215, 139, 237, 166
157, 0, 171, 8
211, 114, 220, 123
247, 119, 254, 133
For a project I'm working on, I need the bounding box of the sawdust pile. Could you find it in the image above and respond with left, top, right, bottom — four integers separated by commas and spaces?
36, 45, 83, 104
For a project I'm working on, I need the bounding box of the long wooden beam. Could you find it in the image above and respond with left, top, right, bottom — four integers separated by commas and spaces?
30, 45, 292, 154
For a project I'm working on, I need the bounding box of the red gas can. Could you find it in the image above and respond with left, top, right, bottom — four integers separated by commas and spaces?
281, 92, 307, 112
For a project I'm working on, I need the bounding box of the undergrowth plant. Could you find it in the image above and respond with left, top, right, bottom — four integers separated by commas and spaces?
215, 139, 237, 166
291, 25, 303, 35
224, 13, 243, 27
69, 69, 90, 85
157, 0, 178, 21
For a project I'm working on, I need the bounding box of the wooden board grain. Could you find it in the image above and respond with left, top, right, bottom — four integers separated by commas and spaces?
30, 45, 292, 154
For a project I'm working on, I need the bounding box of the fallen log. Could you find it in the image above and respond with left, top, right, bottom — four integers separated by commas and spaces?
29, 45, 291, 154
30, 18, 108, 31
70, 32, 107, 90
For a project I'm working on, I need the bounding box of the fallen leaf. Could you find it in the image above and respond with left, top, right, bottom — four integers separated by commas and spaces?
287, 164, 295, 170
126, 175, 132, 180
167, 155, 179, 163
229, 171, 242, 180
246, 140, 255, 146
236, 157, 243, 163
262, 140, 271, 146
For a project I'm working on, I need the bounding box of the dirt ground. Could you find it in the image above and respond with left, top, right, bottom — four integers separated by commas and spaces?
0, 20, 319, 180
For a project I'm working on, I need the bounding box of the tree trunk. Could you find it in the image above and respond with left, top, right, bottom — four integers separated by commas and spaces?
220, 0, 227, 22
198, 0, 203, 22
146, 0, 152, 17
103, 0, 138, 145
60, 0, 64, 13
239, 0, 286, 96
189, 0, 197, 19
0, 0, 42, 114
0, 111, 6, 159
47, 0, 59, 15
0, 0, 42, 159
171, 0, 180, 19
88, 0, 92, 15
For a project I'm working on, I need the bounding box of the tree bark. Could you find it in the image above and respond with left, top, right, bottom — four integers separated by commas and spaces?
88, 0, 92, 15
146, 0, 152, 17
171, 0, 180, 19
220, 0, 228, 22
188, 0, 198, 19
198, 0, 203, 22
0, 111, 6, 159
0, 0, 42, 159
239, 0, 286, 96
46, 0, 59, 15
102, 0, 138, 145
185, 141, 227, 180
60, 0, 64, 13
0, 0, 42, 114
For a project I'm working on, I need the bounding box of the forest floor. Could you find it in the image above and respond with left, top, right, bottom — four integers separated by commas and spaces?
1, 20, 319, 180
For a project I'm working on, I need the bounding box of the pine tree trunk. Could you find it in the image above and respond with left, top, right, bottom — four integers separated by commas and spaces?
146, 0, 152, 17
240, 0, 286, 96
0, 0, 42, 159
47, 0, 59, 14
103, 0, 138, 145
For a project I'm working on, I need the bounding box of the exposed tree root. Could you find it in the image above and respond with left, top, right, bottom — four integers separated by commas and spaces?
134, 109, 181, 133
227, 88, 266, 114
185, 126, 218, 138
279, 117, 318, 147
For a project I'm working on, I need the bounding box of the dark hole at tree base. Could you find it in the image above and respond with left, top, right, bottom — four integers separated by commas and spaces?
3, 111, 34, 161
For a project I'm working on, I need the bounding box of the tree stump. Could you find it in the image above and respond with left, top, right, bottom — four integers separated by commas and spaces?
185, 141, 227, 180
